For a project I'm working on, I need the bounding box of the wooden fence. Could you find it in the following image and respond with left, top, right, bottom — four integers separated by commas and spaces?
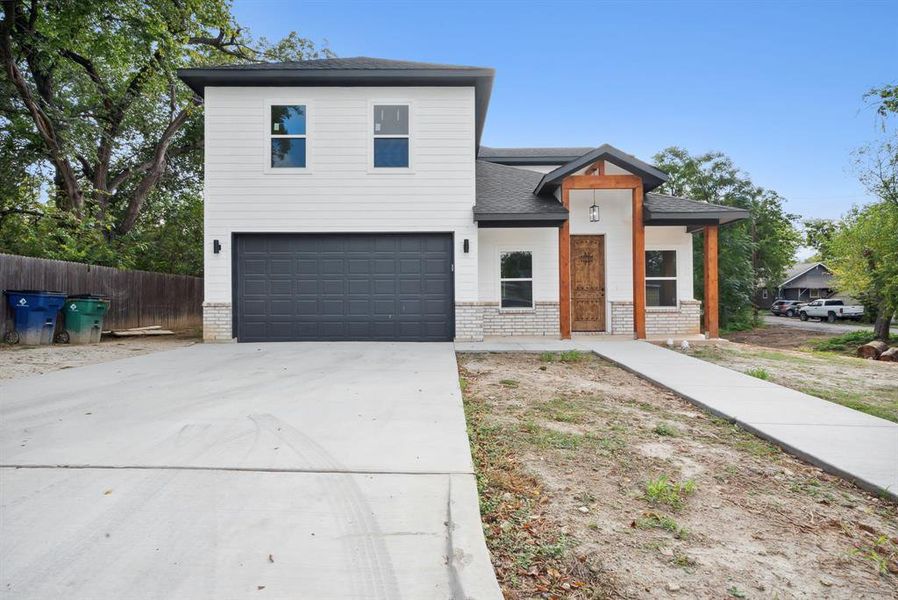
0, 253, 203, 334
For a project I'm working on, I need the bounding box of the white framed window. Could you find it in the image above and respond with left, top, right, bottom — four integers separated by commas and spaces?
372, 103, 410, 168
500, 251, 533, 309
809, 288, 820, 298
268, 103, 307, 170
762, 289, 769, 299
646, 250, 677, 307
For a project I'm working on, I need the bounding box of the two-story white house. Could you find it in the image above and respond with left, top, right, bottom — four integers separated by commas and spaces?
177, 57, 747, 343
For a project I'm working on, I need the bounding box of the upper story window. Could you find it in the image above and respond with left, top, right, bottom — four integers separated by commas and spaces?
646, 250, 677, 307
270, 105, 307, 168
373, 104, 409, 168
500, 251, 533, 308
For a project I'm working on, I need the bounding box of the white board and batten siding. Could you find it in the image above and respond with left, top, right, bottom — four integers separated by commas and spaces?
203, 86, 478, 305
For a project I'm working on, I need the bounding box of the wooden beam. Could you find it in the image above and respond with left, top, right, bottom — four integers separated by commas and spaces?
632, 182, 646, 339
559, 180, 572, 339
583, 160, 605, 176
703, 224, 719, 338
567, 174, 641, 189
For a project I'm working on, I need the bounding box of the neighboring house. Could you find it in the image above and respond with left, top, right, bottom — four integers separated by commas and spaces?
177, 57, 748, 343
755, 262, 835, 308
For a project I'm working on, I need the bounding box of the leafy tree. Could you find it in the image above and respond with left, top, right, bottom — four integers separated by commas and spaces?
654, 147, 800, 328
0, 0, 331, 274
827, 201, 897, 340
803, 218, 838, 258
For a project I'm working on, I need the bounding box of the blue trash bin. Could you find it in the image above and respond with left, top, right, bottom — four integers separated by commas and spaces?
4, 290, 68, 345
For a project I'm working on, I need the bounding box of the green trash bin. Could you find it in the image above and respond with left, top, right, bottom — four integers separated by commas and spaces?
62, 295, 110, 344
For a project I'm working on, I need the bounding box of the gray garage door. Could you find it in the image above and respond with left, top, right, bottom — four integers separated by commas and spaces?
235, 233, 454, 342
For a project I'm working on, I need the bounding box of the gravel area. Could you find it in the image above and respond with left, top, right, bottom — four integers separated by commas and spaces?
0, 335, 199, 381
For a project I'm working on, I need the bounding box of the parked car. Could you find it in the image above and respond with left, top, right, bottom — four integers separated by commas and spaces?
799, 299, 864, 323
770, 299, 804, 317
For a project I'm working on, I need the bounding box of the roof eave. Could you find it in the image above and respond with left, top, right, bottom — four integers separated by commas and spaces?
643, 208, 750, 228
533, 144, 669, 195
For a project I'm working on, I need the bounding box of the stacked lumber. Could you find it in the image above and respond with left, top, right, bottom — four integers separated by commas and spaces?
105, 325, 175, 337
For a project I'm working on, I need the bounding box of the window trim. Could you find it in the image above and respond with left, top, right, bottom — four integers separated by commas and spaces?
645, 249, 678, 309
498, 248, 534, 311
368, 100, 414, 172
264, 99, 313, 173
809, 288, 820, 299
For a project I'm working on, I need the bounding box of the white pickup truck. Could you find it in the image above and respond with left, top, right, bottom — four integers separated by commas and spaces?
799, 299, 864, 323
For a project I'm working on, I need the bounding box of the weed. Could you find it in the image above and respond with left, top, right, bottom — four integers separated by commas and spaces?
559, 350, 586, 363
644, 476, 696, 510
789, 478, 836, 503
499, 379, 519, 388
727, 586, 747, 598
745, 367, 770, 380
522, 421, 585, 450
539, 352, 556, 363
458, 377, 468, 393
672, 550, 697, 569
653, 421, 679, 437
851, 534, 898, 575
635, 512, 688, 539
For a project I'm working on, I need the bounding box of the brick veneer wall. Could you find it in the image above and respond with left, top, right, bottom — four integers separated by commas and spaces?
454, 302, 560, 341
203, 302, 233, 342
611, 299, 702, 336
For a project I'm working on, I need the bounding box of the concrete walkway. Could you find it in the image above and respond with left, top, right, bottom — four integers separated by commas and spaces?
0, 343, 501, 599
457, 337, 898, 500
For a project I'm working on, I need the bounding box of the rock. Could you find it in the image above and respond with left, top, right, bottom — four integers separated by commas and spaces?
667, 582, 681, 592
578, 506, 590, 514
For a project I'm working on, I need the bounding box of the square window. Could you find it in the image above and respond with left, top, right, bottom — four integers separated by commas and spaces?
501, 251, 532, 279
271, 138, 306, 168
646, 250, 676, 277
373, 138, 409, 168
501, 281, 533, 308
271, 105, 306, 135
374, 105, 408, 135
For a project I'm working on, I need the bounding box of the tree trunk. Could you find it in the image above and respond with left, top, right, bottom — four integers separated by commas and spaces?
873, 308, 893, 341
857, 340, 888, 359
879, 347, 898, 362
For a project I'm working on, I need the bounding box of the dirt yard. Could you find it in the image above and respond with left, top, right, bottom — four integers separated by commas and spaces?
685, 341, 898, 424
723, 325, 832, 350
0, 334, 198, 381
458, 352, 898, 599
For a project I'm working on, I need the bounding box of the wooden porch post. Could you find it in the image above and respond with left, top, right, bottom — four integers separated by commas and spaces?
632, 182, 646, 339
703, 224, 719, 338
559, 179, 572, 339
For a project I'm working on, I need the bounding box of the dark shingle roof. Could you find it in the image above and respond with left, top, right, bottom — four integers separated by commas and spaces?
644, 193, 749, 226
534, 144, 669, 195
199, 56, 488, 71
475, 161, 568, 223
478, 146, 594, 165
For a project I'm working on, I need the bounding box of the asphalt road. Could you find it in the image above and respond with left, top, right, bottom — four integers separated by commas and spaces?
762, 314, 873, 334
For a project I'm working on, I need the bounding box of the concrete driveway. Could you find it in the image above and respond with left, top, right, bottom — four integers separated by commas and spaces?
0, 343, 500, 599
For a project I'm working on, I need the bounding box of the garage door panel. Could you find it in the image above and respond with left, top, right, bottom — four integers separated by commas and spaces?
236, 233, 453, 342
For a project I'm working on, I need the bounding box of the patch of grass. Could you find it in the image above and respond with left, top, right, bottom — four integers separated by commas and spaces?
499, 379, 519, 388
672, 550, 697, 569
644, 476, 696, 510
653, 421, 678, 437
745, 367, 771, 380
532, 397, 587, 423
526, 349, 588, 363
797, 385, 898, 424
812, 331, 897, 355
458, 377, 468, 393
635, 512, 688, 539
522, 421, 585, 450
789, 478, 837, 503
727, 586, 747, 599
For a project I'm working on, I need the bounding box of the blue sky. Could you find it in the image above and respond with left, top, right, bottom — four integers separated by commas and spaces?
233, 0, 896, 222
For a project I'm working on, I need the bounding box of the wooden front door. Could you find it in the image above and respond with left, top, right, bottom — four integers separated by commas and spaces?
570, 235, 606, 331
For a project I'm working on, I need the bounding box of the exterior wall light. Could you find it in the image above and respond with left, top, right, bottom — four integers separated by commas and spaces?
589, 190, 600, 222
